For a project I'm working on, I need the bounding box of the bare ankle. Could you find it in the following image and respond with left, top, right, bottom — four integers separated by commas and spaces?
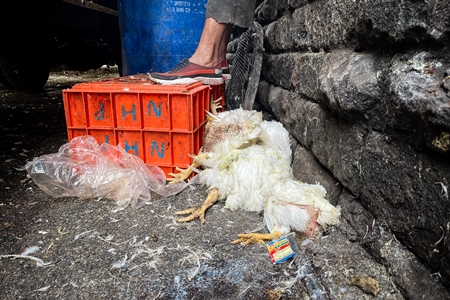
188, 57, 219, 68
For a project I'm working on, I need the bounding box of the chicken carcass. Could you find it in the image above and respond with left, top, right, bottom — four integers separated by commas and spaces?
168, 107, 340, 245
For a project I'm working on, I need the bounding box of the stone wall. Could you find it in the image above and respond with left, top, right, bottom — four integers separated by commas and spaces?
252, 0, 450, 298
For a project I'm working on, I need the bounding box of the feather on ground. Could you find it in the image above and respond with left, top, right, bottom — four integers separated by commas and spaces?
168, 107, 340, 245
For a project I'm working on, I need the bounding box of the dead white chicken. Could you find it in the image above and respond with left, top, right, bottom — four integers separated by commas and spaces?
168, 107, 340, 245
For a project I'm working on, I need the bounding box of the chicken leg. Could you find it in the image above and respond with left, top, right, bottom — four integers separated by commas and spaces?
232, 206, 321, 246
175, 188, 219, 224
231, 230, 283, 246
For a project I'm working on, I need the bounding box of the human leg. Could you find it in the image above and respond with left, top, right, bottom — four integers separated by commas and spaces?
148, 18, 230, 85
149, 0, 256, 85
189, 18, 232, 67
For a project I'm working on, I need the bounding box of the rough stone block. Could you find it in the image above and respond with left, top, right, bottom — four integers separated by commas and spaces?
261, 54, 296, 90
262, 52, 325, 100
318, 48, 389, 128
265, 0, 359, 51
291, 144, 343, 205
288, 0, 308, 10
428, 0, 450, 45
358, 132, 449, 270
356, 0, 429, 46
387, 49, 450, 153
263, 0, 441, 52
255, 0, 289, 25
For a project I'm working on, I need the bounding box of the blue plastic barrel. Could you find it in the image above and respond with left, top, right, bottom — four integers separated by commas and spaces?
117, 0, 207, 75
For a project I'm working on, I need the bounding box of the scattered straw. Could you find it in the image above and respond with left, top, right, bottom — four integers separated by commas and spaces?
0, 254, 53, 267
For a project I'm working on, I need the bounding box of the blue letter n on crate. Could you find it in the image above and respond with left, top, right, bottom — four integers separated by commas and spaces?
148, 101, 162, 118
151, 141, 165, 158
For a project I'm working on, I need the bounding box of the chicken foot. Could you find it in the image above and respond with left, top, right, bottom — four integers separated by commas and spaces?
167, 97, 220, 184
167, 153, 209, 183
167, 164, 199, 184
210, 96, 222, 115
231, 230, 283, 246
175, 188, 219, 224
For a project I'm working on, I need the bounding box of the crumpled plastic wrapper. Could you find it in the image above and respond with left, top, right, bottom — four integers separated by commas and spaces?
24, 136, 189, 210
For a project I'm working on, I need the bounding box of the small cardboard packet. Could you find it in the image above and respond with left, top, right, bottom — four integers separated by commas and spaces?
267, 233, 298, 264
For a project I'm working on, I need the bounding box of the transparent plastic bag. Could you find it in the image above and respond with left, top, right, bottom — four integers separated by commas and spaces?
24, 136, 188, 210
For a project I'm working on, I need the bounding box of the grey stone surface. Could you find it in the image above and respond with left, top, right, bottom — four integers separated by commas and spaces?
387, 49, 450, 152
262, 52, 326, 100
263, 48, 450, 149
428, 0, 450, 45
257, 80, 450, 295
357, 132, 449, 270
318, 49, 389, 128
338, 192, 450, 300
255, 0, 289, 25
264, 1, 358, 52
355, 0, 430, 46
255, 0, 450, 295
262, 0, 443, 52
291, 143, 343, 206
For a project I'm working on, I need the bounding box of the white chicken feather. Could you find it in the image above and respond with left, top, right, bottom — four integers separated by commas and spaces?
169, 107, 340, 245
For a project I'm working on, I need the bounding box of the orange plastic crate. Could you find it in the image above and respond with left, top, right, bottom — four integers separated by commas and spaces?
62, 74, 223, 177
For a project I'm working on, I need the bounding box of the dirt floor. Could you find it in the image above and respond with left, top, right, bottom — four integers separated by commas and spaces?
0, 68, 446, 300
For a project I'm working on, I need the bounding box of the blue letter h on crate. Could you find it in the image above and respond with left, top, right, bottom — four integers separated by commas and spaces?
122, 105, 136, 121
125, 141, 138, 156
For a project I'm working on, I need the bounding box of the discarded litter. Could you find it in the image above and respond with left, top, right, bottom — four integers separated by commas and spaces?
267, 233, 299, 264
24, 135, 188, 210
